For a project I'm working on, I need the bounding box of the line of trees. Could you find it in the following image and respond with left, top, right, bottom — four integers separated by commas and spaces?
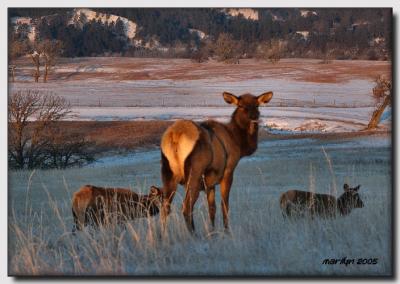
9, 8, 391, 61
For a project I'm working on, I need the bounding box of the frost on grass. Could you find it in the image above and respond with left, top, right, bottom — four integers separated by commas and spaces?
8, 136, 392, 276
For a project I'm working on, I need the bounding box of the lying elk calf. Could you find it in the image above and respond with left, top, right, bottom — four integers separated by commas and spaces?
72, 185, 162, 232
160, 91, 273, 232
280, 184, 364, 218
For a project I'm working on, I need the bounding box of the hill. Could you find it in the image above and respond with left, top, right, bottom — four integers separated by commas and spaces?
9, 8, 391, 60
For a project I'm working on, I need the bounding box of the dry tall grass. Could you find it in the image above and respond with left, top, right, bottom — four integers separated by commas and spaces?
8, 136, 392, 276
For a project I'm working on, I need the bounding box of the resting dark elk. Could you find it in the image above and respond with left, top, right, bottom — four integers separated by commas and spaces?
160, 91, 273, 232
72, 185, 162, 232
280, 184, 364, 218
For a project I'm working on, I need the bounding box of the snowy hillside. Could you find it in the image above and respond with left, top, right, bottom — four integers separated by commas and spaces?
223, 8, 259, 20
70, 8, 137, 39
12, 8, 138, 42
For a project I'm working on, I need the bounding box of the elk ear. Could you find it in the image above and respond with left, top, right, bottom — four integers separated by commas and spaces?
257, 91, 273, 105
343, 184, 350, 192
354, 185, 361, 191
223, 92, 239, 105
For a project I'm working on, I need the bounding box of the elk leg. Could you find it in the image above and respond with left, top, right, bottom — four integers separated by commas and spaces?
206, 186, 216, 228
220, 172, 233, 231
182, 172, 201, 233
72, 209, 82, 234
160, 153, 177, 230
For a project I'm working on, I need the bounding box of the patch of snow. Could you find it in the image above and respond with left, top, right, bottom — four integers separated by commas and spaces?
188, 29, 207, 40
296, 31, 310, 39
71, 8, 137, 39
300, 10, 318, 17
66, 105, 375, 133
224, 8, 259, 21
374, 37, 385, 44
271, 14, 285, 22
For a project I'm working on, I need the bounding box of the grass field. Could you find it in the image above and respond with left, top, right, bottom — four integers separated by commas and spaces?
8, 133, 392, 276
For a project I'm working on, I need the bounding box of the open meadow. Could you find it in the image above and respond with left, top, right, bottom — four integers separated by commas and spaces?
8, 58, 392, 276
8, 133, 392, 275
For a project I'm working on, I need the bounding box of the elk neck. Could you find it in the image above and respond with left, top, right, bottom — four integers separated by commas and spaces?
227, 109, 259, 157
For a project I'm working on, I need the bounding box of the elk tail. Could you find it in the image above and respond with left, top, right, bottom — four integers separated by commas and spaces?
161, 120, 201, 182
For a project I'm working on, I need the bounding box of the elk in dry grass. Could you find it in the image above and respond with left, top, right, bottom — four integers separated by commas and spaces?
280, 184, 364, 218
72, 185, 162, 232
160, 91, 273, 233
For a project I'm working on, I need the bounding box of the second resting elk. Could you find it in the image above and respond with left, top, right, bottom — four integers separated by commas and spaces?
160, 91, 273, 233
280, 183, 364, 218
72, 184, 162, 232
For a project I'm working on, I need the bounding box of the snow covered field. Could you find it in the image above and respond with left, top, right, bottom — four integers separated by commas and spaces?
67, 105, 388, 132
10, 58, 391, 132
8, 135, 392, 275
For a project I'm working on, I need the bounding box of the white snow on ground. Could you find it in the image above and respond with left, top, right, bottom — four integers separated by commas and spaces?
10, 59, 390, 134
68, 106, 376, 132
11, 76, 385, 133
10, 78, 376, 108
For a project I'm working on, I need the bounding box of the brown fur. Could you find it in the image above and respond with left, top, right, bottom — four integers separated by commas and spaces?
160, 91, 273, 232
280, 184, 364, 218
72, 185, 162, 232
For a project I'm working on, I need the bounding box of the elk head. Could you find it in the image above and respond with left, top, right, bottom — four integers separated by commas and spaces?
338, 184, 364, 215
143, 185, 163, 216
148, 185, 163, 203
223, 91, 273, 134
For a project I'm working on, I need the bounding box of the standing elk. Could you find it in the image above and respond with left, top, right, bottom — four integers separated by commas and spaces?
72, 184, 162, 232
160, 91, 273, 232
279, 184, 364, 218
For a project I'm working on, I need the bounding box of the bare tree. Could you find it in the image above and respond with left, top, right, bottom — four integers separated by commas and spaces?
8, 90, 70, 169
214, 33, 240, 63
43, 128, 95, 169
190, 40, 211, 63
367, 76, 392, 130
320, 42, 335, 64
257, 39, 285, 63
9, 39, 31, 82
37, 39, 63, 83
30, 51, 41, 83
